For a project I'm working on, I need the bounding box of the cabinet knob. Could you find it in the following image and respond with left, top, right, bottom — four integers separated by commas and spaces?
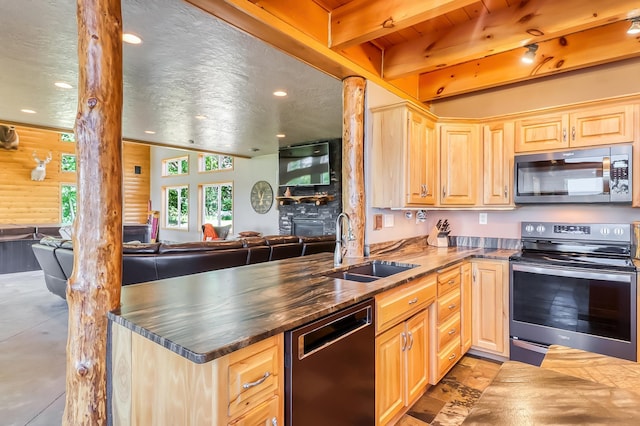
408, 297, 419, 305
571, 126, 576, 141
563, 128, 567, 142
442, 186, 446, 198
448, 328, 457, 335
448, 303, 456, 310
504, 185, 508, 198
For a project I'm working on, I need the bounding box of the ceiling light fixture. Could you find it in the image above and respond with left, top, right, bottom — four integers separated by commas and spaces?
521, 44, 538, 64
122, 33, 142, 45
273, 90, 287, 97
195, 114, 207, 120
627, 18, 640, 35
21, 109, 36, 114
54, 82, 73, 89
276, 134, 286, 138
144, 130, 156, 134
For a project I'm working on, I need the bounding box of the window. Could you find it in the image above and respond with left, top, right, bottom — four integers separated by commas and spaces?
61, 153, 77, 172
199, 154, 233, 172
200, 182, 233, 228
60, 132, 75, 143
61, 184, 77, 224
164, 185, 189, 229
162, 156, 189, 176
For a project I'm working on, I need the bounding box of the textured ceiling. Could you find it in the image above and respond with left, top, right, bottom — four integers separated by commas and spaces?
0, 0, 343, 157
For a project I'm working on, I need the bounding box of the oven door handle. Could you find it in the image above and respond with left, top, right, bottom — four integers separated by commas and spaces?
511, 339, 549, 354
512, 263, 633, 283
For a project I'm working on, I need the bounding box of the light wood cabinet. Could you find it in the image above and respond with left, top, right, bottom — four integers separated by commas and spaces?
439, 122, 480, 205
460, 262, 472, 355
371, 102, 437, 208
376, 273, 436, 333
569, 103, 635, 148
430, 264, 462, 384
376, 310, 429, 426
471, 260, 509, 358
514, 112, 569, 152
483, 121, 514, 206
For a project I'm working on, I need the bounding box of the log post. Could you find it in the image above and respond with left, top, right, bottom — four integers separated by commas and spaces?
342, 76, 366, 258
64, 0, 123, 424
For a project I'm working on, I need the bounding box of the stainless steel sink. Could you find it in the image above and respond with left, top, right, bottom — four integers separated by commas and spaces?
324, 260, 418, 282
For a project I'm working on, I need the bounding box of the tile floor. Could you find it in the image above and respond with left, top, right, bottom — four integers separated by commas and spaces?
0, 270, 501, 425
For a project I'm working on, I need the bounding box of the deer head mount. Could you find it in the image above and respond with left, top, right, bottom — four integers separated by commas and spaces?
0, 125, 19, 149
31, 151, 52, 181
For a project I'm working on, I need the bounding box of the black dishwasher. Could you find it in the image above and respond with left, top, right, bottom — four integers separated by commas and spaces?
285, 298, 375, 426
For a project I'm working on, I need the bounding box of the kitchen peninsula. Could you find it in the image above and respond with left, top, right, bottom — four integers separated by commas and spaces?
107, 245, 509, 424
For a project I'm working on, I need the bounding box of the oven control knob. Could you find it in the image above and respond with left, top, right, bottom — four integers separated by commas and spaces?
536, 225, 546, 233
525, 224, 534, 233
600, 227, 610, 236
613, 227, 625, 236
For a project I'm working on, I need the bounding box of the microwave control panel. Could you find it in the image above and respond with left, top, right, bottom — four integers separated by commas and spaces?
610, 159, 629, 195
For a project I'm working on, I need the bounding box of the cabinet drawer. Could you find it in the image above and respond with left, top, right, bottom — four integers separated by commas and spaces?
436, 337, 461, 380
229, 395, 279, 426
437, 313, 460, 351
436, 288, 460, 323
437, 267, 460, 297
376, 274, 436, 333
228, 339, 280, 418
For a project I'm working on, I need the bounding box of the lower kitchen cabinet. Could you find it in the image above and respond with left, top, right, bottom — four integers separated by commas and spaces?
375, 309, 430, 426
471, 259, 509, 358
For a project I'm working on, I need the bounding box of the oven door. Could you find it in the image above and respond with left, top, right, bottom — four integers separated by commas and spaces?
510, 262, 636, 363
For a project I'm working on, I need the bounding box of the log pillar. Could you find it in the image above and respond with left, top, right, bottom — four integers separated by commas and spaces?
342, 76, 366, 258
64, 0, 124, 424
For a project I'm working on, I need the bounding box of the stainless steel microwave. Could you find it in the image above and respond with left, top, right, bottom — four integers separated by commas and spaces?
514, 144, 632, 204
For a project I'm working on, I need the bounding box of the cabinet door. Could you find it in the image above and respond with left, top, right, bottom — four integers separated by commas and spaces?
483, 122, 514, 205
371, 106, 407, 208
405, 311, 429, 406
439, 123, 479, 205
514, 113, 569, 152
471, 260, 508, 356
407, 112, 437, 205
460, 263, 472, 354
570, 104, 635, 148
376, 322, 405, 426
228, 396, 279, 426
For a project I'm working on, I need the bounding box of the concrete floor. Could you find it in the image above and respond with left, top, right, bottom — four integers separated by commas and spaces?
0, 270, 67, 426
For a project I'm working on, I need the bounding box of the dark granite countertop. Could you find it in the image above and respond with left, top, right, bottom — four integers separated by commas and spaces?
108, 246, 514, 363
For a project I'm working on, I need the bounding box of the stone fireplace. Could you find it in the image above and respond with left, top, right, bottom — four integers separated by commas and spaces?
278, 139, 341, 236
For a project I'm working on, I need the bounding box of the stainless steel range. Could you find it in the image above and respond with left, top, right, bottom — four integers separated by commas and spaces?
509, 222, 637, 366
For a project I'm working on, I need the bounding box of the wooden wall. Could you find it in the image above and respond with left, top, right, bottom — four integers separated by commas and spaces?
0, 122, 150, 225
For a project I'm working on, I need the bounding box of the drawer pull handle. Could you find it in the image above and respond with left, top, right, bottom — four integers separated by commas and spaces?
448, 280, 455, 285
242, 371, 271, 389
272, 417, 278, 426
448, 353, 457, 361
401, 332, 407, 351
407, 332, 414, 350
448, 328, 456, 335
408, 297, 418, 305
448, 304, 456, 310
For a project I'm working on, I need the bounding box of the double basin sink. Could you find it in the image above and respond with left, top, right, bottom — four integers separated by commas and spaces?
324, 260, 418, 283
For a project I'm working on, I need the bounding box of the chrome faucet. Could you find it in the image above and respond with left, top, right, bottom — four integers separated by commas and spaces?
334, 212, 353, 266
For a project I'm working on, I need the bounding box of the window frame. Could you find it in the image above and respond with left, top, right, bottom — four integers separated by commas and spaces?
163, 184, 189, 230
198, 153, 234, 173
162, 155, 190, 177
198, 181, 234, 230
60, 153, 77, 173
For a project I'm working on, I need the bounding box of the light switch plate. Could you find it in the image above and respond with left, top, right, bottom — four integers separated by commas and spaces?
383, 214, 394, 227
479, 212, 488, 225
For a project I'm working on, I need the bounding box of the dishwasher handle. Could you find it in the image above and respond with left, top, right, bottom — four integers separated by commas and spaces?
297, 303, 373, 360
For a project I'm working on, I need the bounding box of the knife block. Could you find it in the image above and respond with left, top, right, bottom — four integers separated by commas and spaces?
427, 226, 449, 247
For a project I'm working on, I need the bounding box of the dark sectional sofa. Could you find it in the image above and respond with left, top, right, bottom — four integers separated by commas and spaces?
32, 234, 336, 299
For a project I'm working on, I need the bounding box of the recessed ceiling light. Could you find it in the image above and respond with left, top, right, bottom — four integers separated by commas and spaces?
250, 147, 260, 152
144, 130, 156, 134
55, 82, 73, 89
628, 18, 640, 35
273, 90, 287, 97
276, 134, 286, 138
21, 109, 36, 114
195, 114, 207, 120
122, 33, 142, 45
521, 44, 538, 64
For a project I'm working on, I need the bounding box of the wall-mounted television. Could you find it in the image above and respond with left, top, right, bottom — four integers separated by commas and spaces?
278, 142, 330, 187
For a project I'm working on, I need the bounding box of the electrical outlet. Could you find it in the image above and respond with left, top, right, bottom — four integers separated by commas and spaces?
479, 212, 488, 225
383, 214, 394, 228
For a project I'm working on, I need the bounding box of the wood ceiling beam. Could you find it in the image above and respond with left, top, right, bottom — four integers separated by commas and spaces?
418, 20, 640, 101
330, 0, 479, 49
385, 0, 639, 79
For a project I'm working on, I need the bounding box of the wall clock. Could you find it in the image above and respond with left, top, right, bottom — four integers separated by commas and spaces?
250, 180, 274, 214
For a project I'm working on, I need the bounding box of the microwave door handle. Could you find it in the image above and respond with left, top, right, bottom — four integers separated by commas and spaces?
602, 156, 611, 194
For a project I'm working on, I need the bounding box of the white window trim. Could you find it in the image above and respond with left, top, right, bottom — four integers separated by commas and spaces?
164, 184, 189, 230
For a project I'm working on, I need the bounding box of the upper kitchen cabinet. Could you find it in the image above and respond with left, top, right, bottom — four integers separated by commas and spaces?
514, 112, 569, 153
515, 101, 636, 153
482, 121, 514, 206
371, 103, 437, 208
569, 103, 635, 148
439, 122, 480, 206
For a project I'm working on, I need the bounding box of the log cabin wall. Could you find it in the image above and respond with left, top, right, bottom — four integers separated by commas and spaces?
0, 122, 150, 224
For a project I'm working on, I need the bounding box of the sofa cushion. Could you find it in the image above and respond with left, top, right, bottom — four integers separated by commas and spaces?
247, 246, 270, 264
39, 236, 72, 248
241, 236, 267, 247
300, 235, 335, 243
264, 235, 300, 245
155, 248, 249, 279
123, 242, 161, 254
158, 240, 243, 254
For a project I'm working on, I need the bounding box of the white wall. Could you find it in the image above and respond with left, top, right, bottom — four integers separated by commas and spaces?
150, 146, 279, 242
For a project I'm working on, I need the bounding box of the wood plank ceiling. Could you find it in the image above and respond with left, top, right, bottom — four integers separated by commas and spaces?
247, 0, 640, 102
